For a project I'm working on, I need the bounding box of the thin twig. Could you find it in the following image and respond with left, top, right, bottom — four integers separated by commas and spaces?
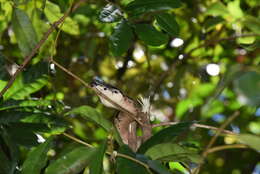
153, 122, 235, 135
204, 111, 240, 152
63, 132, 153, 174
63, 133, 93, 148
205, 144, 248, 154
193, 111, 240, 174
0, 0, 85, 98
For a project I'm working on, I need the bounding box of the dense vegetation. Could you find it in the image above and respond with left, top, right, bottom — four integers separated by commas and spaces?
0, 0, 260, 173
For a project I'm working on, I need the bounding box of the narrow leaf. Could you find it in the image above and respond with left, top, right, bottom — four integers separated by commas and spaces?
12, 8, 38, 56
126, 0, 182, 16
45, 146, 96, 174
90, 140, 107, 174
134, 24, 169, 46
110, 20, 134, 56
155, 13, 179, 36
21, 138, 53, 174
138, 122, 192, 153
65, 106, 123, 144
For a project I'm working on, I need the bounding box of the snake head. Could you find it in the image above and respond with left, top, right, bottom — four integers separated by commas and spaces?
90, 78, 138, 114
90, 78, 124, 109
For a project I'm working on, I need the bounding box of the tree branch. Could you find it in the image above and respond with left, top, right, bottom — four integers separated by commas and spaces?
153, 122, 235, 135
205, 144, 248, 154
0, 0, 86, 98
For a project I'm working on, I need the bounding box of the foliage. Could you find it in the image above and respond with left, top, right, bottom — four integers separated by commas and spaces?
0, 0, 260, 174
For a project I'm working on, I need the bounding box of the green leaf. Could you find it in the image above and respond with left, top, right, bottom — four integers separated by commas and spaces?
125, 0, 182, 16
65, 106, 123, 144
227, 0, 243, 19
155, 13, 179, 36
45, 146, 96, 174
134, 24, 169, 46
0, 99, 52, 111
89, 140, 107, 174
145, 143, 202, 164
110, 20, 134, 56
234, 71, 260, 106
116, 145, 149, 174
44, 1, 80, 35
66, 106, 112, 131
138, 122, 192, 153
3, 62, 49, 100
21, 138, 53, 174
99, 4, 122, 23
12, 8, 38, 56
243, 16, 260, 35
206, 2, 229, 17
237, 134, 260, 152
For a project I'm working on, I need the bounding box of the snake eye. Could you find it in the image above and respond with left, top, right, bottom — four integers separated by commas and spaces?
114, 91, 118, 93
104, 87, 107, 90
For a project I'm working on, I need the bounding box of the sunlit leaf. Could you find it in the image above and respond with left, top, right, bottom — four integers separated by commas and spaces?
237, 134, 260, 152
227, 0, 243, 19
12, 8, 38, 56
99, 4, 122, 23
125, 0, 182, 16
45, 146, 96, 174
155, 13, 179, 37
44, 1, 80, 35
206, 2, 229, 17
110, 20, 134, 56
21, 138, 53, 174
0, 99, 52, 111
134, 24, 169, 46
